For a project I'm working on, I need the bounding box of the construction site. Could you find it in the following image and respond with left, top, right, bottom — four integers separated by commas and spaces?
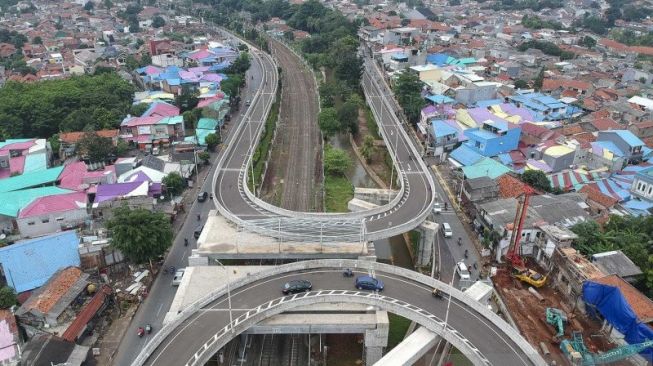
483, 188, 653, 366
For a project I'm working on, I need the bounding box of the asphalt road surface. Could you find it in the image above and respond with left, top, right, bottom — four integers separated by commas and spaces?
213, 45, 435, 241
111, 52, 264, 366
269, 39, 320, 212
140, 267, 537, 366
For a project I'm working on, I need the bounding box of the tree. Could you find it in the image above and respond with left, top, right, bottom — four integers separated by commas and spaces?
162, 172, 185, 196
48, 134, 60, 159
324, 146, 352, 175
514, 79, 529, 89
394, 71, 424, 124
77, 130, 114, 163
449, 0, 461, 4
360, 135, 376, 163
115, 138, 129, 156
220, 74, 243, 98
107, 206, 173, 264
337, 98, 359, 135
580, 36, 596, 49
83, 1, 94, 11
0, 287, 16, 309
205, 133, 220, 151
198, 151, 210, 165
182, 110, 197, 129
32, 36, 42, 44
318, 108, 341, 138
175, 87, 198, 112
152, 15, 166, 28
129, 21, 140, 34
103, 0, 112, 9
533, 67, 545, 91
227, 52, 251, 75
520, 170, 551, 192
130, 103, 149, 117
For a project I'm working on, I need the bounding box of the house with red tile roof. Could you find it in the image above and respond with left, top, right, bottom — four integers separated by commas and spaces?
58, 130, 119, 160
16, 267, 89, 327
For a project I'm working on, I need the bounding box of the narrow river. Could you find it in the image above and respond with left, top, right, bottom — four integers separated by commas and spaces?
331, 133, 414, 269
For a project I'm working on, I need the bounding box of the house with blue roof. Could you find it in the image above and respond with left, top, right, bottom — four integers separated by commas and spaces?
596, 130, 645, 164
509, 92, 580, 121
0, 231, 80, 293
430, 120, 460, 157
462, 120, 521, 157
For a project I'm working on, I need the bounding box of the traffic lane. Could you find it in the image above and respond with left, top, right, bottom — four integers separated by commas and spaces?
115, 47, 269, 366
145, 269, 530, 366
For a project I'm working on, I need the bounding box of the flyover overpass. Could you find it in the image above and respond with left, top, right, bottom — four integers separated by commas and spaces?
210, 40, 436, 243
132, 260, 545, 366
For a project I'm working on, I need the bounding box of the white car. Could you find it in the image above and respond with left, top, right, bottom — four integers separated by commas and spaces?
433, 202, 442, 214
172, 268, 185, 286
456, 262, 471, 281
442, 222, 453, 238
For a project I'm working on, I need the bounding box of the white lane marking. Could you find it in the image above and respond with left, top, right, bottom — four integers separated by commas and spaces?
156, 303, 164, 317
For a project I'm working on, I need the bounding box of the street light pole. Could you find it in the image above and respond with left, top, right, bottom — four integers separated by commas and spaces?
214, 258, 234, 332
443, 263, 457, 331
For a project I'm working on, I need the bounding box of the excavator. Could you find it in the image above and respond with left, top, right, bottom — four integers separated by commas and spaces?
560, 331, 653, 365
505, 186, 547, 287
545, 307, 568, 342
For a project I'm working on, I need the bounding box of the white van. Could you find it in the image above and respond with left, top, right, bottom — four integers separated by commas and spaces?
442, 222, 452, 238
456, 262, 471, 281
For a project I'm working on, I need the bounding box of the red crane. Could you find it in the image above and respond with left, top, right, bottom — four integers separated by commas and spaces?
506, 185, 536, 270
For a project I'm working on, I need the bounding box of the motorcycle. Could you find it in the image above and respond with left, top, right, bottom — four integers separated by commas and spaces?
464, 249, 469, 259
145, 324, 152, 334
184, 238, 189, 247
457, 237, 462, 246
343, 268, 354, 277
432, 289, 443, 299
137, 327, 145, 337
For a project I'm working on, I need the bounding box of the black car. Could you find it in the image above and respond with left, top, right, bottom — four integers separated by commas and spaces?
198, 191, 208, 202
193, 224, 204, 239
281, 279, 312, 295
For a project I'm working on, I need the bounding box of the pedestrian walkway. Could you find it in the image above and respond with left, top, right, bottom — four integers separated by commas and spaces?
95, 306, 136, 366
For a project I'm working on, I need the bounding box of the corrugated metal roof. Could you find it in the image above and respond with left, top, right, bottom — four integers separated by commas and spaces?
0, 166, 64, 193
62, 285, 111, 342
0, 186, 72, 217
0, 231, 80, 293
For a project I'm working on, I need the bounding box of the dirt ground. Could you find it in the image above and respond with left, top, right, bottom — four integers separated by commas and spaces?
325, 334, 365, 366
492, 266, 626, 366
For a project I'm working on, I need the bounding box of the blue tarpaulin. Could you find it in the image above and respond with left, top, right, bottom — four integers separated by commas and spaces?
583, 281, 653, 362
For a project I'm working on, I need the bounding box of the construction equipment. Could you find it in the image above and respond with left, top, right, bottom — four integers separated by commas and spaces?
545, 307, 567, 340
560, 331, 653, 365
505, 186, 547, 287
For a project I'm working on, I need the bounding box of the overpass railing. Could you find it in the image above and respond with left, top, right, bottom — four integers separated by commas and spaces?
132, 260, 545, 366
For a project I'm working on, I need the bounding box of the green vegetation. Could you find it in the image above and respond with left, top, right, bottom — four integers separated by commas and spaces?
394, 71, 424, 124
0, 73, 134, 138
514, 79, 529, 89
573, 16, 609, 35
570, 216, 653, 297
0, 286, 16, 309
77, 130, 114, 163
198, 151, 211, 164
152, 15, 166, 28
249, 84, 281, 192
611, 29, 653, 47
520, 170, 552, 192
518, 40, 575, 61
521, 15, 564, 30
491, 0, 563, 11
205, 133, 220, 151
162, 172, 185, 197
360, 135, 376, 163
318, 107, 341, 138
579, 35, 597, 49
324, 145, 352, 175
107, 206, 173, 264
324, 174, 353, 212
130, 103, 150, 117
387, 313, 412, 349
409, 230, 421, 260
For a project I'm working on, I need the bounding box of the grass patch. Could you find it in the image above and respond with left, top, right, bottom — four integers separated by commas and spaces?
387, 313, 411, 349
249, 80, 281, 192
366, 107, 380, 139
324, 174, 353, 212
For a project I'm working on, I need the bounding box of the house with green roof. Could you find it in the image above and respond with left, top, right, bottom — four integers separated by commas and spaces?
0, 187, 72, 236
0, 166, 64, 193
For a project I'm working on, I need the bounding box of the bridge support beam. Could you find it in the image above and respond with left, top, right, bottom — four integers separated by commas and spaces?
416, 221, 438, 267
373, 327, 439, 366
364, 310, 389, 365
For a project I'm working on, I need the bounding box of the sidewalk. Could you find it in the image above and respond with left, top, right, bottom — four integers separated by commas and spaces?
95, 306, 137, 366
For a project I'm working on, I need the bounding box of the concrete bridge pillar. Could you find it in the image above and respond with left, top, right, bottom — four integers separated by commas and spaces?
416, 221, 438, 267
364, 310, 389, 365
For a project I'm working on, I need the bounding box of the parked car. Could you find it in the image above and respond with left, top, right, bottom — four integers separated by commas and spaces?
281, 279, 312, 294
245, 99, 251, 106
193, 224, 204, 239
355, 276, 384, 291
442, 222, 453, 238
198, 191, 208, 202
172, 268, 186, 286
